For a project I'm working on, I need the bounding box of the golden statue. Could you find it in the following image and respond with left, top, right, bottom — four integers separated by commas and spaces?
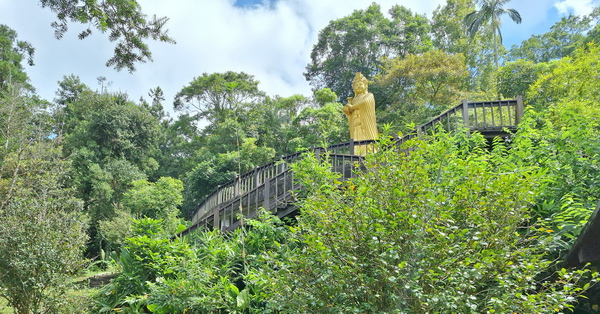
343, 72, 378, 145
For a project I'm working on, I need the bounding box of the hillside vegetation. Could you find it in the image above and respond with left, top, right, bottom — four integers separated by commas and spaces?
1, 1, 600, 312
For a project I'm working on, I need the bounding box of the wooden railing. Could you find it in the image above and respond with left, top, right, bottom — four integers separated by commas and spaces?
178, 98, 524, 237
188, 141, 371, 227
416, 97, 523, 137
182, 148, 365, 236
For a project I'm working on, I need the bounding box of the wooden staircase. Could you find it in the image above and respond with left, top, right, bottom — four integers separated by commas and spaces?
176, 97, 524, 237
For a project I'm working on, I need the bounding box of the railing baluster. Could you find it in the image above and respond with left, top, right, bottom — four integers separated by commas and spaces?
508, 101, 512, 126
482, 103, 488, 127
490, 102, 495, 127
504, 101, 508, 126
263, 177, 271, 211
255, 185, 258, 213
213, 206, 219, 230
476, 103, 480, 127
499, 101, 504, 126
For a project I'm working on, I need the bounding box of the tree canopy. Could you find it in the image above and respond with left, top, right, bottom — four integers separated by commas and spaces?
174, 71, 264, 127
304, 3, 431, 99
0, 25, 34, 90
2, 1, 600, 312
464, 0, 522, 69
0, 82, 88, 313
374, 50, 470, 132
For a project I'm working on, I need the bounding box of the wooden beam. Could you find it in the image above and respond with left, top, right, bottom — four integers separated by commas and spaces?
565, 202, 600, 267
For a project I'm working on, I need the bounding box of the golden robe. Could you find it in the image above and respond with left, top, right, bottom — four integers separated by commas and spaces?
343, 92, 378, 141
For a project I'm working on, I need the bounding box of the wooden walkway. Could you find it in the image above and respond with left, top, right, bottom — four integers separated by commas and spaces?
177, 97, 524, 237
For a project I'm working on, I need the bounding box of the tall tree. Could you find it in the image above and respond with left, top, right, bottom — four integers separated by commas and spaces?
497, 59, 552, 100
174, 71, 264, 129
431, 0, 475, 54
464, 0, 522, 69
247, 94, 311, 154
305, 4, 431, 99
39, 0, 175, 72
0, 25, 34, 91
0, 83, 88, 314
582, 8, 600, 45
152, 113, 204, 181
374, 51, 470, 133
287, 91, 347, 152
55, 79, 162, 253
527, 43, 600, 108
431, 0, 495, 93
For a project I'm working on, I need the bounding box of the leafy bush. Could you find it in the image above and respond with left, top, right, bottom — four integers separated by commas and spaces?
94, 212, 295, 313
94, 219, 197, 312
262, 130, 598, 313
0, 142, 89, 314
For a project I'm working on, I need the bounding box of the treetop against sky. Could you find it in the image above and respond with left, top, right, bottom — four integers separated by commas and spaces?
0, 0, 596, 109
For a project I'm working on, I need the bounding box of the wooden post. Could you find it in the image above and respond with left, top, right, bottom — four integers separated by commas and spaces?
263, 177, 272, 212
278, 156, 284, 173
349, 138, 355, 155
217, 185, 222, 204
461, 99, 469, 128
515, 96, 524, 124
234, 176, 240, 196
213, 207, 220, 231
254, 166, 259, 187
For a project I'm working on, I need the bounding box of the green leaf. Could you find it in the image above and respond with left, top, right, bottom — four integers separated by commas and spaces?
237, 288, 250, 310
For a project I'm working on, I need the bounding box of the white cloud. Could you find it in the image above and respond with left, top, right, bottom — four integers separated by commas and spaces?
136, 0, 445, 104
0, 0, 567, 114
554, 0, 599, 16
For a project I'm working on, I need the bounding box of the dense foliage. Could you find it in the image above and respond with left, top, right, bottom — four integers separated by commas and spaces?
0, 25, 34, 90
92, 119, 600, 312
374, 50, 470, 133
305, 3, 431, 99
0, 84, 88, 313
264, 130, 596, 313
2, 0, 600, 312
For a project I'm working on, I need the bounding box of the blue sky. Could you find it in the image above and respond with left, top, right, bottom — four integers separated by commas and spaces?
0, 0, 598, 114
235, 0, 277, 8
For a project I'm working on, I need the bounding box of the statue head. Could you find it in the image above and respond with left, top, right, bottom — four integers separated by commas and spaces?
352, 72, 368, 94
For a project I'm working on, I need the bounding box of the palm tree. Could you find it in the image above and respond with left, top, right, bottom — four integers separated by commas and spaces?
464, 0, 522, 69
